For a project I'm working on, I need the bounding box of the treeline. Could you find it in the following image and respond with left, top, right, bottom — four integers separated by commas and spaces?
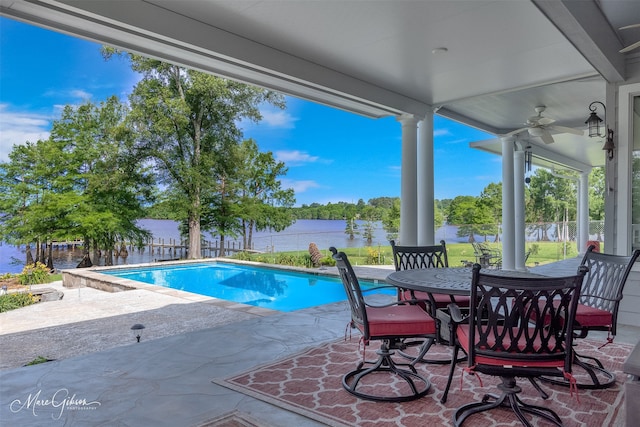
281, 167, 605, 242
290, 197, 398, 220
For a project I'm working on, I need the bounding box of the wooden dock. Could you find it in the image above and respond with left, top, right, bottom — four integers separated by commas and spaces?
50, 237, 261, 258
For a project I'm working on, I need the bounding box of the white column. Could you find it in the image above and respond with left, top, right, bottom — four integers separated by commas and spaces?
417, 111, 435, 245
513, 145, 526, 270
501, 137, 515, 270
398, 115, 419, 245
578, 171, 590, 253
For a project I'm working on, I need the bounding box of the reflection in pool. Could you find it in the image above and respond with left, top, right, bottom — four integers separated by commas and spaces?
102, 262, 390, 312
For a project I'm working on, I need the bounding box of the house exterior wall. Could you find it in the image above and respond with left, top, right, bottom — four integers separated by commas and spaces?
616, 81, 640, 327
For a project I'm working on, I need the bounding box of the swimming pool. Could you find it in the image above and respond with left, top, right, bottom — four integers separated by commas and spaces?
101, 262, 391, 312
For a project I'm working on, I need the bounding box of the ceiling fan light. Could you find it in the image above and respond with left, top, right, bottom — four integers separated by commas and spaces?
528, 127, 544, 137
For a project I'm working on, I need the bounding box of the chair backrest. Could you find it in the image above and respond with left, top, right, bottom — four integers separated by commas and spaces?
390, 239, 448, 271
466, 264, 586, 372
330, 247, 369, 338
578, 245, 640, 333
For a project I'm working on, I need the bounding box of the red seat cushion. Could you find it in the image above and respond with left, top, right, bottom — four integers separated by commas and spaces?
365, 304, 436, 338
401, 290, 472, 309
456, 324, 565, 368
574, 304, 613, 328
532, 300, 613, 328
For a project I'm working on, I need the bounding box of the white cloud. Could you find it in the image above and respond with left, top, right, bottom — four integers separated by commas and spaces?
0, 104, 51, 162
260, 109, 298, 129
434, 128, 451, 137
70, 89, 93, 100
43, 88, 93, 101
280, 178, 321, 193
275, 150, 320, 165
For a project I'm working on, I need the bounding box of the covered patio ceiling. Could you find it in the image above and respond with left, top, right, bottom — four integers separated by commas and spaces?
2, 0, 640, 172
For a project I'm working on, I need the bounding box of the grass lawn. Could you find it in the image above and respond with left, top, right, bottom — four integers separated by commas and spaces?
239, 241, 584, 269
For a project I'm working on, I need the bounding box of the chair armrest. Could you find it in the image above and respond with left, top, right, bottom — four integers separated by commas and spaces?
448, 303, 468, 324
361, 285, 396, 294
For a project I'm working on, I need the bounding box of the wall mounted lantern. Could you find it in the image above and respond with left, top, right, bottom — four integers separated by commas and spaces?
585, 101, 615, 160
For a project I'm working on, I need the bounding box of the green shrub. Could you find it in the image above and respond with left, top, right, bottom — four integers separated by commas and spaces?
232, 251, 253, 261
17, 262, 50, 286
25, 356, 53, 366
0, 292, 38, 313
319, 255, 336, 266
275, 253, 298, 266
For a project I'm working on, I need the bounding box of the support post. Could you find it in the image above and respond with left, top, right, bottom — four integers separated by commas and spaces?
398, 114, 419, 245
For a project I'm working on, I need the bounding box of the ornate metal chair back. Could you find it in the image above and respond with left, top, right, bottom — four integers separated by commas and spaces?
467, 265, 586, 371
390, 239, 448, 271
330, 247, 368, 338
579, 245, 640, 335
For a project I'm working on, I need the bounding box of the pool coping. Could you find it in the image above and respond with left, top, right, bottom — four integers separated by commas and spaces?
60, 258, 386, 316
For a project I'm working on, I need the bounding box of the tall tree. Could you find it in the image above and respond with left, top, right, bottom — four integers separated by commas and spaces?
0, 97, 153, 268
526, 168, 577, 241
49, 98, 154, 265
381, 198, 400, 242
233, 139, 295, 250
478, 182, 502, 241
105, 48, 285, 258
447, 195, 493, 242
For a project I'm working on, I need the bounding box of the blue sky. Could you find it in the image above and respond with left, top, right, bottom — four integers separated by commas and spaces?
0, 17, 501, 207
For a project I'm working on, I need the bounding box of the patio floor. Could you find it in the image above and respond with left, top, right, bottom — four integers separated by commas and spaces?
0, 264, 636, 426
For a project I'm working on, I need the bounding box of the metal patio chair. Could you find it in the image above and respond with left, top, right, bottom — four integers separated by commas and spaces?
441, 264, 587, 426
541, 245, 640, 389
390, 239, 471, 364
330, 247, 436, 402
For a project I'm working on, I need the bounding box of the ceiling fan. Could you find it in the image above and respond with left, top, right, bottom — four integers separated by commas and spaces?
503, 106, 583, 144
620, 23, 640, 53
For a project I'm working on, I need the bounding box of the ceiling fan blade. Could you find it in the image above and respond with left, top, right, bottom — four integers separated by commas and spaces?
503, 127, 529, 137
551, 125, 584, 136
540, 130, 555, 144
620, 23, 640, 30
620, 39, 640, 53
537, 117, 555, 126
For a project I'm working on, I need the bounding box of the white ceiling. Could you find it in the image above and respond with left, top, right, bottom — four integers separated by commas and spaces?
2, 0, 640, 171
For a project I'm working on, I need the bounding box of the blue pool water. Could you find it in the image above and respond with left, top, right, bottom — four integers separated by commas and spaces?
102, 262, 391, 312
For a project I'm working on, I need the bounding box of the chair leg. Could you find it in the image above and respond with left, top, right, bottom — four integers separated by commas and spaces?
453, 377, 562, 427
399, 319, 468, 365
397, 337, 458, 365
527, 378, 549, 399
539, 351, 616, 389
441, 345, 461, 404
342, 340, 431, 402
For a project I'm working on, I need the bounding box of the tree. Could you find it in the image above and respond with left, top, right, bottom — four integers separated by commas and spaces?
0, 97, 153, 268
526, 168, 577, 241
478, 182, 502, 241
105, 48, 285, 258
345, 217, 359, 240
446, 195, 493, 242
588, 167, 606, 240
233, 139, 295, 250
382, 198, 400, 241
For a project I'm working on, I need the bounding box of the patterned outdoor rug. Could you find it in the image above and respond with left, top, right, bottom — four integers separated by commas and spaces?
196, 410, 272, 427
213, 338, 631, 426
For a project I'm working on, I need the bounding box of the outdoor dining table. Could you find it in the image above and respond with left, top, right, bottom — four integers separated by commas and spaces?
385, 267, 547, 343
385, 267, 546, 296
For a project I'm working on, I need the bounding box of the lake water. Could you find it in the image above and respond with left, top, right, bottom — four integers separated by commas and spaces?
0, 219, 469, 274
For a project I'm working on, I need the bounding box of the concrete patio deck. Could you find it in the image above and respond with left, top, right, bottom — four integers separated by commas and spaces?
0, 264, 636, 426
